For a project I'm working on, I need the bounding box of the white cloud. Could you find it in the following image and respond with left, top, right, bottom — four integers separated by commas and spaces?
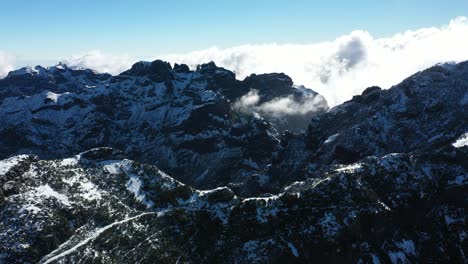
53, 17, 468, 107
63, 50, 133, 75
258, 95, 326, 117
163, 17, 468, 106
234, 89, 327, 118
233, 90, 260, 112
0, 51, 16, 78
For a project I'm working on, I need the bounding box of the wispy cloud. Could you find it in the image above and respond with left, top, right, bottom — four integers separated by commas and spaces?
234, 89, 327, 118
0, 51, 16, 78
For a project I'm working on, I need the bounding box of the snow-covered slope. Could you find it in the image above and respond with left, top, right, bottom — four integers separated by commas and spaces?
0, 63, 111, 102
0, 60, 467, 263
0, 145, 465, 263
0, 60, 328, 195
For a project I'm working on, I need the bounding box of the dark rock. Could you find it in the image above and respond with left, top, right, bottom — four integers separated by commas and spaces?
173, 63, 191, 73
80, 147, 124, 161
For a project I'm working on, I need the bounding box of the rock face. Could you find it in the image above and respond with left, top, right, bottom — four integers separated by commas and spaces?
0, 146, 465, 263
0, 60, 467, 263
0, 60, 328, 196
306, 63, 468, 165
0, 64, 111, 102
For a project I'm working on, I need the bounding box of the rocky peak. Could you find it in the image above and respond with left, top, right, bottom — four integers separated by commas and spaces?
173, 63, 191, 73
243, 73, 294, 103
0, 64, 111, 103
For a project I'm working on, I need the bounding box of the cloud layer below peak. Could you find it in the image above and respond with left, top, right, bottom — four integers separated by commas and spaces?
0, 51, 15, 78
2, 17, 468, 107
164, 17, 468, 106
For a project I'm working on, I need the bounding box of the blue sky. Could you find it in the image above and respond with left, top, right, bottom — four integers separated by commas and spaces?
1, 0, 467, 64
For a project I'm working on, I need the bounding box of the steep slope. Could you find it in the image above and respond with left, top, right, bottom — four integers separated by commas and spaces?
0, 145, 465, 263
0, 60, 328, 195
306, 62, 468, 165
0, 63, 111, 102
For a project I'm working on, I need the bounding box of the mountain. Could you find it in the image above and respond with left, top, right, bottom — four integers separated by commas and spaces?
0, 60, 327, 196
0, 63, 111, 102
0, 60, 466, 263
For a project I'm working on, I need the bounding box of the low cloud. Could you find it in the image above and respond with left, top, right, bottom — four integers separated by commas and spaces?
63, 50, 133, 75
233, 90, 260, 112
164, 17, 468, 106
0, 51, 16, 78
234, 89, 327, 118
43, 17, 468, 107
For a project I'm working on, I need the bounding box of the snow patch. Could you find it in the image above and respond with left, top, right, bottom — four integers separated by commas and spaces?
35, 184, 71, 206
60, 156, 79, 166
126, 174, 154, 208
452, 132, 468, 148
324, 133, 339, 144
41, 212, 155, 263
0, 155, 29, 176
335, 163, 362, 173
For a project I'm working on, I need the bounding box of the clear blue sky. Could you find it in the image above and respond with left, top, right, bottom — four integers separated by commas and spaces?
1, 0, 467, 64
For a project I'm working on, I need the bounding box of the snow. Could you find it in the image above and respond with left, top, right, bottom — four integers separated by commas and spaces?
80, 182, 102, 201
242, 193, 281, 203
63, 175, 102, 201
60, 156, 79, 166
287, 242, 299, 257
126, 174, 154, 208
198, 186, 228, 197
7, 66, 38, 77
335, 163, 363, 173
0, 155, 29, 176
35, 184, 71, 206
46, 91, 61, 103
19, 204, 42, 214
41, 212, 155, 264
102, 160, 132, 174
324, 133, 339, 144
452, 132, 468, 148
378, 200, 392, 211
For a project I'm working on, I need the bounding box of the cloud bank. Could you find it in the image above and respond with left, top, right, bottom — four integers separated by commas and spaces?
234, 89, 327, 118
0, 51, 16, 78
164, 17, 468, 106
4, 17, 467, 107
63, 50, 133, 75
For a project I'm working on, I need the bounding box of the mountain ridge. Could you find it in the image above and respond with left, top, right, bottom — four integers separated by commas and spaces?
0, 59, 467, 263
